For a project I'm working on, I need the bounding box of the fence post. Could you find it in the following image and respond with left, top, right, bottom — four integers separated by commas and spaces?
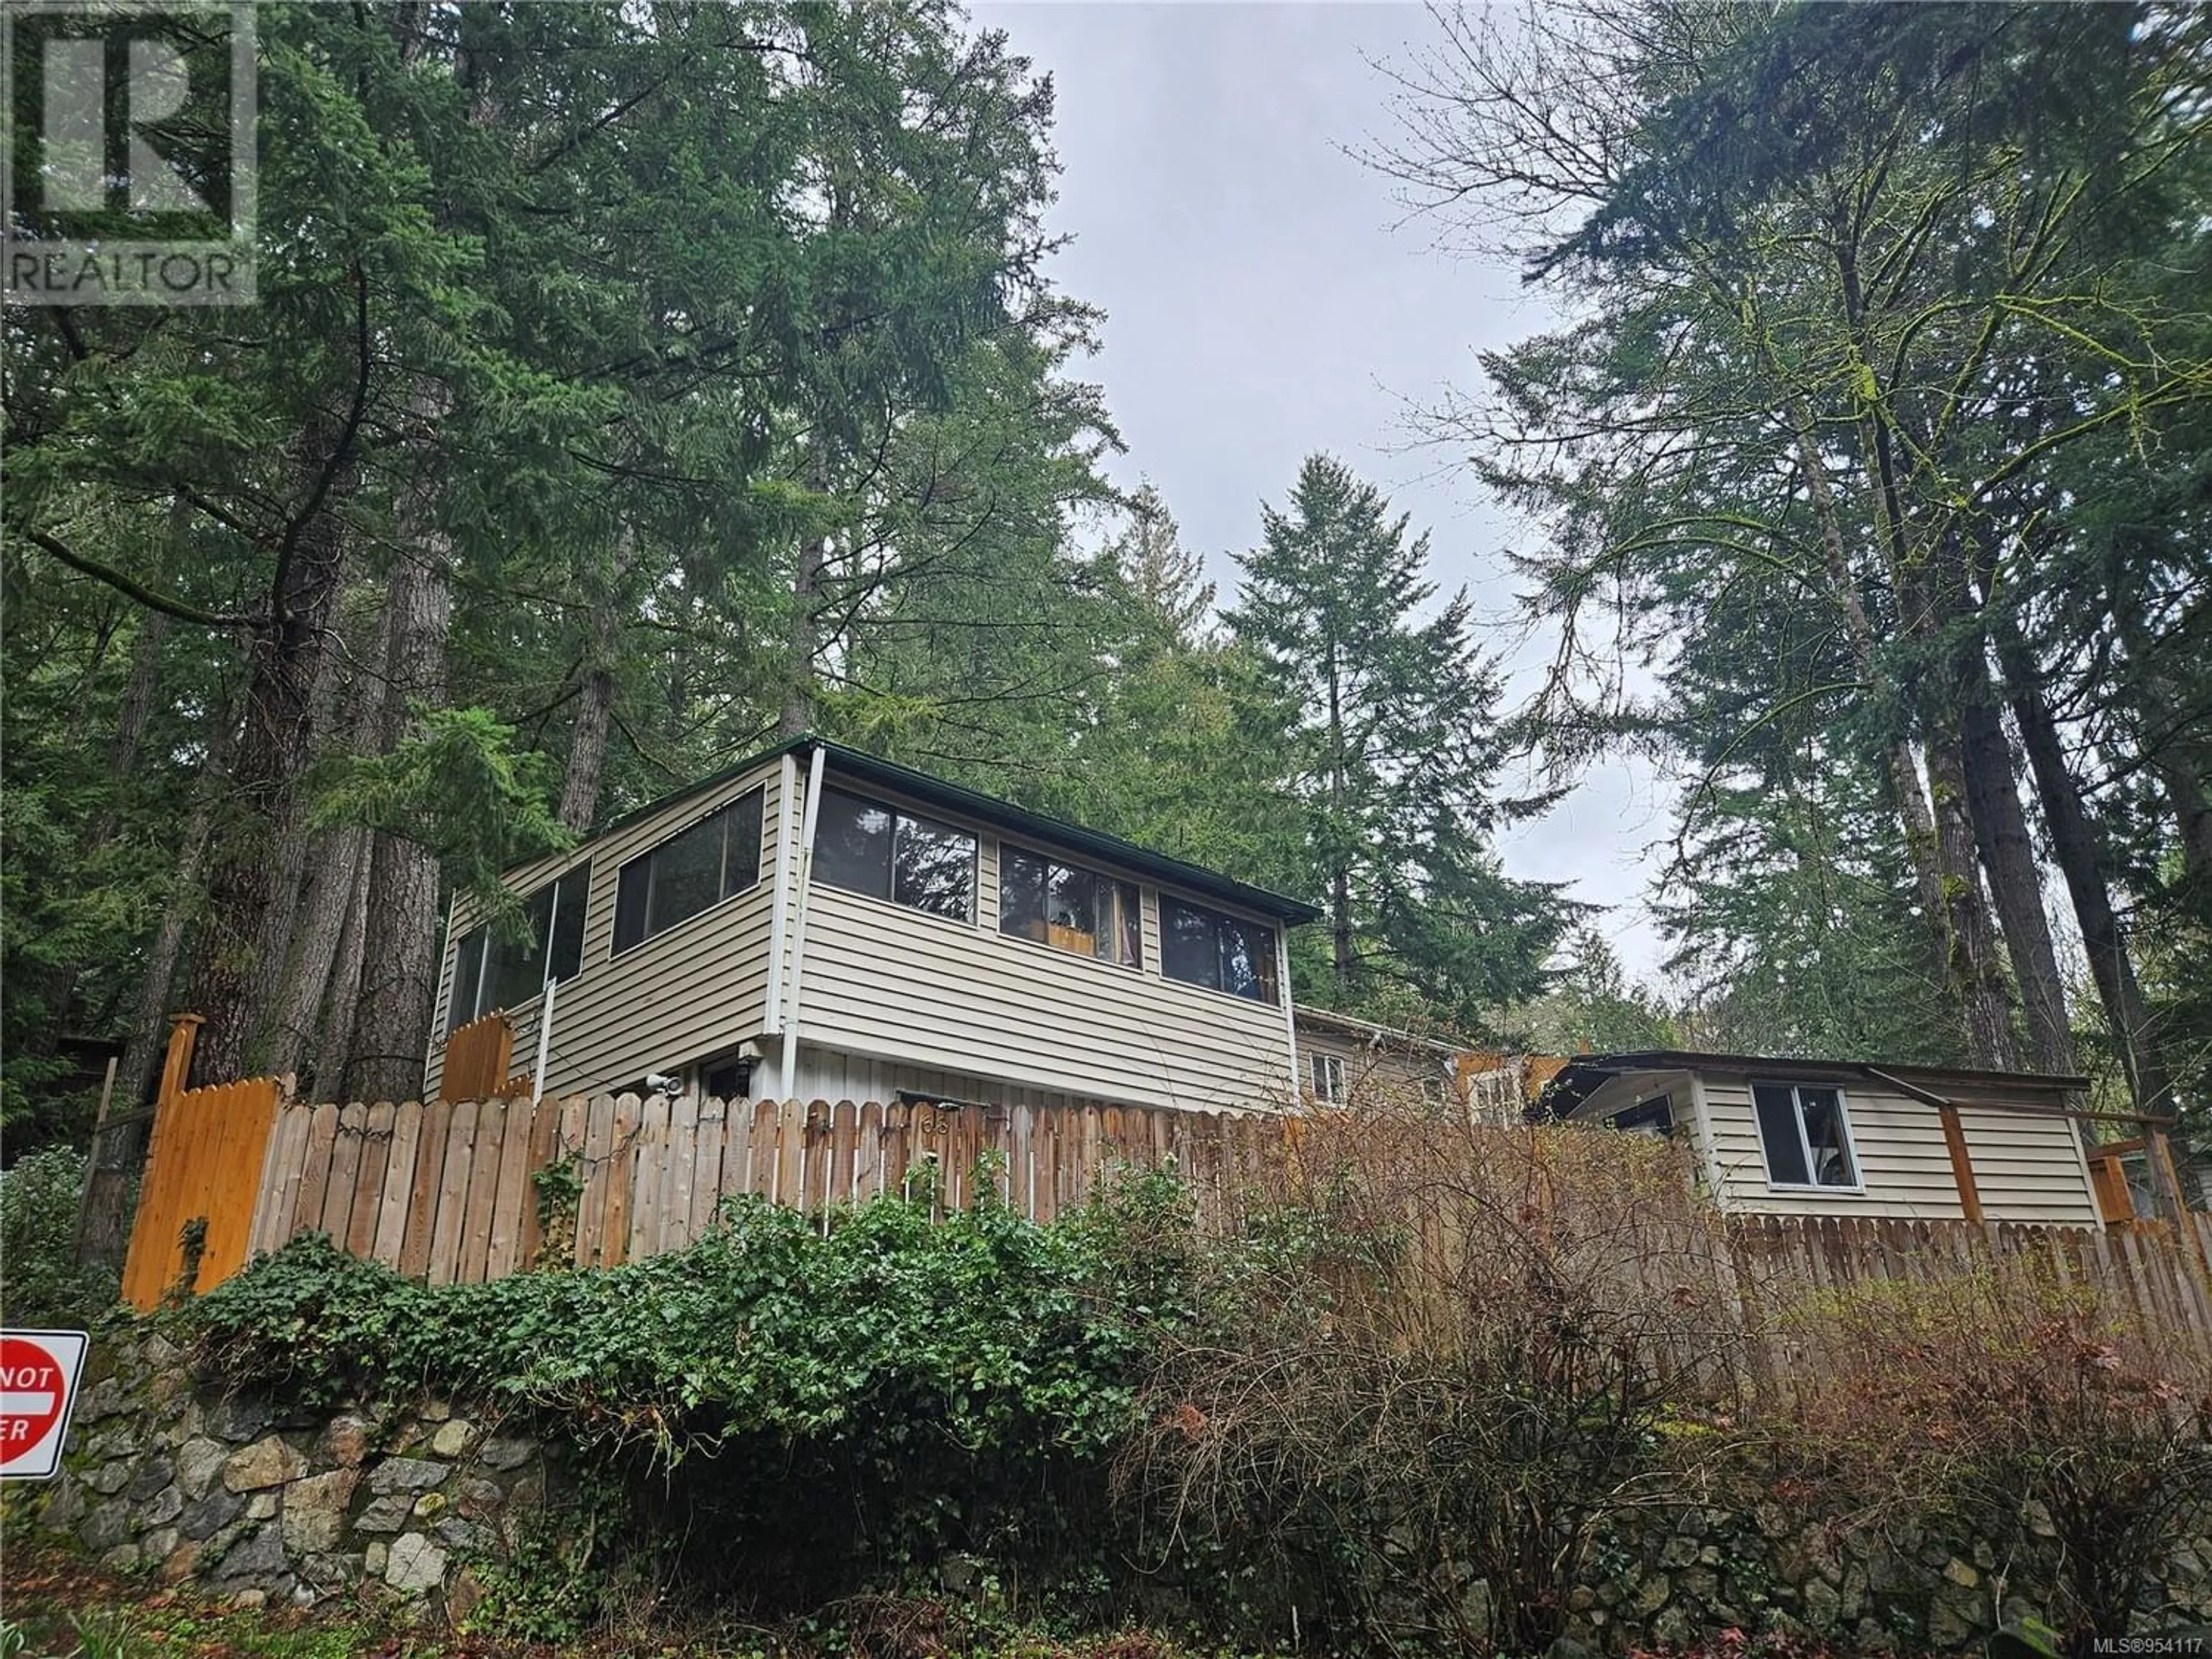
156, 1013, 204, 1111
70, 1056, 119, 1256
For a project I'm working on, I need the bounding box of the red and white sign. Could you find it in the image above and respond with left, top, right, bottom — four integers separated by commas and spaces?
0, 1330, 90, 1481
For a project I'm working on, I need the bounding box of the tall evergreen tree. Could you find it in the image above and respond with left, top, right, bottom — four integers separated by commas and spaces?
1228, 455, 1563, 1030
1382, 1, 2212, 1121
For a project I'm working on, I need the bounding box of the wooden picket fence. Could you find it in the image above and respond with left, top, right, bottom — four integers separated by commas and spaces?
244, 1093, 1286, 1283
1721, 1210, 2212, 1400
230, 1087, 2212, 1366
113, 1023, 2212, 1397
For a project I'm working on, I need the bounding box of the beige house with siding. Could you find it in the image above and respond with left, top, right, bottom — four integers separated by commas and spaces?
425, 737, 1318, 1113
1293, 1006, 1465, 1107
1540, 1050, 2112, 1227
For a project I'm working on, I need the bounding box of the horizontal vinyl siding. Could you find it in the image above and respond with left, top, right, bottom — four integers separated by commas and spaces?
1954, 1104, 2099, 1226
1702, 1073, 1968, 1219
793, 1044, 1122, 1112
426, 760, 783, 1101
1570, 1070, 2100, 1226
797, 881, 1293, 1113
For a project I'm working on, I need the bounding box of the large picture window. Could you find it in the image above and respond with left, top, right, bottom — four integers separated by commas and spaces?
815, 787, 976, 923
999, 847, 1141, 967
1752, 1082, 1858, 1188
611, 787, 764, 955
447, 862, 591, 1033
1160, 896, 1279, 1004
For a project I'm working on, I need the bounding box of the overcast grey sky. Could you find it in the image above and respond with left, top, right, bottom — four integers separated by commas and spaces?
977, 2, 1677, 985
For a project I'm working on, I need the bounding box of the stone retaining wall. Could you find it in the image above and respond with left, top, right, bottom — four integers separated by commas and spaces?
20, 1328, 2212, 1649
24, 1327, 548, 1622
1549, 1501, 2212, 1653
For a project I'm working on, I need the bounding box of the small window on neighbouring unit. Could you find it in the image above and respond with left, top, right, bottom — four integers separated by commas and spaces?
611, 786, 765, 955
1309, 1052, 1346, 1105
1605, 1093, 1675, 1138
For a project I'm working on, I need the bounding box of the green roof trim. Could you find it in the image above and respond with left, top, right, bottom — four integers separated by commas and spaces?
579, 734, 1323, 925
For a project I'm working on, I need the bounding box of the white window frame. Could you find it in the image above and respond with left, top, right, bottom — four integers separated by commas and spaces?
1309, 1052, 1346, 1105
1751, 1080, 1865, 1194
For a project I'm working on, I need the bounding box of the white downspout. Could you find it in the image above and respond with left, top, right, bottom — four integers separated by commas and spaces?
424, 892, 457, 1101
763, 751, 801, 1032
776, 744, 828, 1101
1277, 926, 1300, 1108
530, 975, 557, 1106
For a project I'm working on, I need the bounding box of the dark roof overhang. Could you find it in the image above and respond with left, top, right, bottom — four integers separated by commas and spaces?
1534, 1048, 2092, 1120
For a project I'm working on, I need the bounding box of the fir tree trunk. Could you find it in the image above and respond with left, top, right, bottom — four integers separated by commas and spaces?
1957, 665, 2077, 1075
268, 826, 369, 1082
782, 444, 831, 738
558, 531, 626, 832
1991, 611, 2180, 1116
310, 850, 373, 1104
1922, 728, 2021, 1070
1786, 403, 1983, 1046
342, 542, 451, 1104
560, 664, 615, 833
266, 596, 391, 1079
183, 419, 356, 1085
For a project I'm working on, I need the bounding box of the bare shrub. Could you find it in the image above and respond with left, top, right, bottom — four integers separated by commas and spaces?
1119, 1107, 1751, 1653
1783, 1253, 2212, 1653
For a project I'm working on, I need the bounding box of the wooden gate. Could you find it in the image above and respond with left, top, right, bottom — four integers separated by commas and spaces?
118, 1016, 285, 1310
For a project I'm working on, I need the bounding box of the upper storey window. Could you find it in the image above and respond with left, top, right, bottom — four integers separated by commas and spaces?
999, 847, 1141, 967
448, 862, 590, 1032
815, 787, 976, 923
1161, 896, 1278, 1004
612, 787, 764, 955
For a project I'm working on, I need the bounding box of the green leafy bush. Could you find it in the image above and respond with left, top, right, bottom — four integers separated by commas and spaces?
0, 1145, 117, 1328
189, 1187, 1147, 1463
186, 1177, 1173, 1610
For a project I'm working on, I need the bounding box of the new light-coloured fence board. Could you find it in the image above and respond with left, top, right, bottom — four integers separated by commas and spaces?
120, 1072, 283, 1310
438, 1011, 515, 1105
